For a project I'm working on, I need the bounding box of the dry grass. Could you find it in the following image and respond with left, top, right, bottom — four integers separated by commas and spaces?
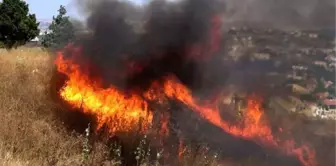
0, 47, 90, 165
0, 47, 222, 166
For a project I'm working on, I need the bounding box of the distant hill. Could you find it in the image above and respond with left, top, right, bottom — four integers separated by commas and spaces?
38, 19, 51, 32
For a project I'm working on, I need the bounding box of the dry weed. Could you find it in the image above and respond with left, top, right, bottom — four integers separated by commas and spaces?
0, 47, 89, 165
0, 47, 222, 166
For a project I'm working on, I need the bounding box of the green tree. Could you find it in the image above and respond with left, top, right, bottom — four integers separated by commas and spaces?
0, 0, 40, 49
314, 78, 327, 93
40, 5, 75, 50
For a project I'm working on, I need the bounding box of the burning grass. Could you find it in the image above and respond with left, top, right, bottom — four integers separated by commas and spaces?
0, 47, 222, 166
54, 44, 323, 166
0, 47, 334, 166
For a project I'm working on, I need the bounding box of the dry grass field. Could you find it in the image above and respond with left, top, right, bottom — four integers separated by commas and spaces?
0, 47, 90, 165
0, 47, 222, 166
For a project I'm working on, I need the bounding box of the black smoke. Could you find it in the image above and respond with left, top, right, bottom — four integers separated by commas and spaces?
54, 1, 335, 165
66, 0, 224, 94
65, 0, 336, 96
65, 0, 335, 96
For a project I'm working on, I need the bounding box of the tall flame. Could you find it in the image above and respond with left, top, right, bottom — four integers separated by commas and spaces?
55, 47, 153, 134
54, 45, 316, 166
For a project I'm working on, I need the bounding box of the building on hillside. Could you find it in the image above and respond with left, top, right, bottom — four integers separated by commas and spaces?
323, 80, 334, 88
30, 30, 52, 43
289, 84, 311, 95
313, 61, 327, 68
309, 33, 318, 38
288, 65, 308, 80
315, 92, 329, 99
311, 99, 336, 120
323, 99, 336, 109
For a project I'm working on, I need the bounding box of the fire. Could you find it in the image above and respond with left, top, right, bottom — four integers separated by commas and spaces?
54, 45, 316, 166
55, 47, 153, 134
178, 139, 187, 161
159, 112, 170, 137
162, 76, 316, 166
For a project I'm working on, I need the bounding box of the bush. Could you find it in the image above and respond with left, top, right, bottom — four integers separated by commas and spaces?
0, 0, 40, 49
39, 5, 75, 50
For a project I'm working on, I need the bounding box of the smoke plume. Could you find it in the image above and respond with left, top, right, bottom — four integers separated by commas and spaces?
65, 0, 335, 99
53, 1, 335, 165
67, 0, 225, 95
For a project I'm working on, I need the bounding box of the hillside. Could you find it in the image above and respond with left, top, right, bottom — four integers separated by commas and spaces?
0, 25, 335, 166
38, 19, 51, 32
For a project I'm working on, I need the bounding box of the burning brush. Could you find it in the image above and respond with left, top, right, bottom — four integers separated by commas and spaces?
51, 0, 317, 165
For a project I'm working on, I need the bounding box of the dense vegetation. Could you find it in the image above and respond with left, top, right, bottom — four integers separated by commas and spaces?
0, 0, 39, 49
39, 5, 75, 50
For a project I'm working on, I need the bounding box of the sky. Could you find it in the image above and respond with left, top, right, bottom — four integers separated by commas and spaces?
25, 0, 146, 20
26, 0, 77, 20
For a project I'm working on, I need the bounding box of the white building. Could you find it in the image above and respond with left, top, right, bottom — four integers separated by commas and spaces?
311, 105, 336, 120
31, 30, 52, 42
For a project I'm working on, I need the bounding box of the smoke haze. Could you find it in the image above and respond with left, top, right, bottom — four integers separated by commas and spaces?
75, 0, 335, 29
222, 0, 335, 29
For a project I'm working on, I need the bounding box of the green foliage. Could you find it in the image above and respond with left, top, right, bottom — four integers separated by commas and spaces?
0, 0, 40, 49
328, 86, 335, 97
40, 5, 75, 50
300, 94, 316, 102
314, 79, 326, 93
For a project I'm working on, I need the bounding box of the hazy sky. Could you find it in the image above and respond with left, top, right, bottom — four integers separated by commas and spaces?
26, 0, 75, 20
25, 0, 146, 20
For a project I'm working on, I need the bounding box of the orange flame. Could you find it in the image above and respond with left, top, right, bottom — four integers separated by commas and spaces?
55, 49, 153, 134
54, 45, 316, 166
178, 139, 187, 161
162, 76, 316, 166
159, 112, 170, 137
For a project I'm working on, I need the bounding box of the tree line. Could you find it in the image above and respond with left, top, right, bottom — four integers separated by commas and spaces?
0, 0, 74, 49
